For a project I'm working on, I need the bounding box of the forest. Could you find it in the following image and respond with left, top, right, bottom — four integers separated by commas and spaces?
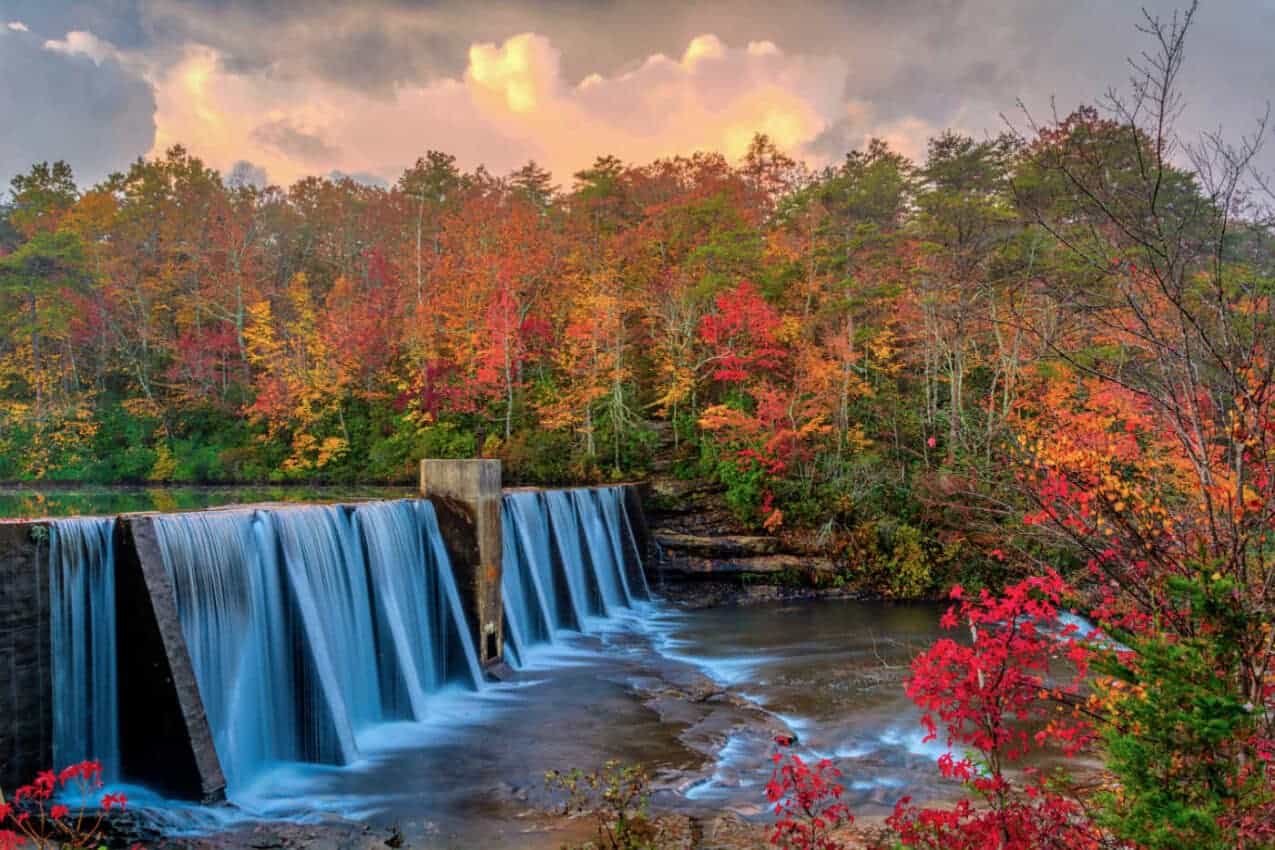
0, 5, 1272, 600
2, 3, 1275, 847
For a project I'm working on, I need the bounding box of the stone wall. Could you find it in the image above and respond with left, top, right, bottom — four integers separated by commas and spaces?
0, 522, 51, 791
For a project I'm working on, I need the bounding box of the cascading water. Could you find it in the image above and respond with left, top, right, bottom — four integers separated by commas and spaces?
152, 500, 481, 795
353, 500, 483, 718
49, 517, 119, 780
502, 487, 648, 665
597, 487, 650, 601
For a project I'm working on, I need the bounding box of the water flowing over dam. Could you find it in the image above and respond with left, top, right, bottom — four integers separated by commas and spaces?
501, 488, 650, 666
49, 516, 120, 781
151, 500, 484, 793
10, 478, 651, 805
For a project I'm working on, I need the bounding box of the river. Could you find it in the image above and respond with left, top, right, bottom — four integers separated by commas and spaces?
134, 596, 954, 848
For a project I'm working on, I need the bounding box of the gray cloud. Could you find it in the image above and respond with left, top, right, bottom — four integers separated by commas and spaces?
0, 22, 155, 187
137, 1, 1275, 161
1, 0, 1271, 179
250, 119, 341, 163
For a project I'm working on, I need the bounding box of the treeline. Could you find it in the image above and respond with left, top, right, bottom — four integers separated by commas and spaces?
2, 107, 1272, 590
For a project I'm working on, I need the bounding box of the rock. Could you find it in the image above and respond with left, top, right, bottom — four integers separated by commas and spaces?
484, 661, 517, 682
653, 531, 780, 558
657, 551, 835, 577
648, 478, 723, 501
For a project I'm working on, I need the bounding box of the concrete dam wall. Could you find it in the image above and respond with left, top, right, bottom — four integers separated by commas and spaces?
0, 461, 649, 802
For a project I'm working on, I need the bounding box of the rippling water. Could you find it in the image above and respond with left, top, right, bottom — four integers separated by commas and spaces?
644, 598, 957, 814
122, 596, 961, 848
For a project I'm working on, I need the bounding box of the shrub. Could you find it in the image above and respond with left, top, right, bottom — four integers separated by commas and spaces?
544, 760, 661, 850
766, 737, 850, 850
1, 760, 135, 850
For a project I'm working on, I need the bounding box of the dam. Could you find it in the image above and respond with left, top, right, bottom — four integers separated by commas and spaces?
0, 460, 650, 802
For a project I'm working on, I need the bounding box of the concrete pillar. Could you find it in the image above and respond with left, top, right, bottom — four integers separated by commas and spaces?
116, 517, 226, 802
0, 522, 52, 791
420, 459, 504, 668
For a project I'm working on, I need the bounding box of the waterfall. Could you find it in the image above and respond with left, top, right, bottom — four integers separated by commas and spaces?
597, 487, 650, 601
353, 500, 482, 719
152, 500, 481, 794
49, 517, 119, 780
573, 489, 632, 612
502, 487, 647, 665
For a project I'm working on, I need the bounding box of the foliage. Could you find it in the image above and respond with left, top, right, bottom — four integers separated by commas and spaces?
766, 738, 851, 850
0, 761, 135, 850
544, 761, 662, 850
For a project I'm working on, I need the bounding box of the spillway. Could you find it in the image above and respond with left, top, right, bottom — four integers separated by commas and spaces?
49, 516, 119, 780
29, 481, 648, 802
502, 486, 649, 666
151, 500, 481, 794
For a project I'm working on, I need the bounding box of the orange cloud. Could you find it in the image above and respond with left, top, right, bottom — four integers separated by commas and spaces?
141, 31, 888, 185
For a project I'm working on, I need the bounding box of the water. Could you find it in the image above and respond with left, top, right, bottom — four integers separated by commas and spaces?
648, 599, 955, 811
0, 485, 415, 519
502, 487, 649, 665
40, 485, 973, 847
151, 500, 482, 796
49, 516, 120, 780
200, 597, 958, 847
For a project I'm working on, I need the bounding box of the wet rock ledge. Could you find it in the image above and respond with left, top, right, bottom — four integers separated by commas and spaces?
642, 477, 837, 587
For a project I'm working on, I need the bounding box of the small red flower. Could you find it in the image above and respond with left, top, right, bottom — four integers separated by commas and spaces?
49, 805, 69, 821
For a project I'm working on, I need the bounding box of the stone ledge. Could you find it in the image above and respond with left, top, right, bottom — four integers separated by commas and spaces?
653, 531, 781, 558
657, 552, 836, 577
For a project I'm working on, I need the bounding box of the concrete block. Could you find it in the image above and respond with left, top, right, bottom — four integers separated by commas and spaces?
420, 460, 504, 667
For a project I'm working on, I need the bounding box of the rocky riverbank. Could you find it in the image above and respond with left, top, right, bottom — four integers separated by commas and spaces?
643, 477, 838, 586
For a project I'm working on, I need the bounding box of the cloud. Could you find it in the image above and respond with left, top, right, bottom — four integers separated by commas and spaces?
250, 119, 342, 164
0, 25, 155, 186
4, 0, 1273, 184
142, 30, 852, 185
7, 21, 29, 32
43, 30, 120, 64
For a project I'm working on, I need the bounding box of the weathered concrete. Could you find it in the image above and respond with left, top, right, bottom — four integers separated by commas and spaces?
0, 521, 52, 790
421, 459, 504, 667
115, 516, 226, 802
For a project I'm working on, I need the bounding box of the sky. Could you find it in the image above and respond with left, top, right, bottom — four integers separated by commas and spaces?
1, 0, 1273, 189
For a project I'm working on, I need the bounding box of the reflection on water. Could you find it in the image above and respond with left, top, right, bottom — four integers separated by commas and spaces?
0, 485, 416, 519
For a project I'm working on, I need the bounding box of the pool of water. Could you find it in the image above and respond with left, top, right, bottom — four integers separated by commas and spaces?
0, 485, 416, 519
646, 598, 956, 813
135, 596, 958, 848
